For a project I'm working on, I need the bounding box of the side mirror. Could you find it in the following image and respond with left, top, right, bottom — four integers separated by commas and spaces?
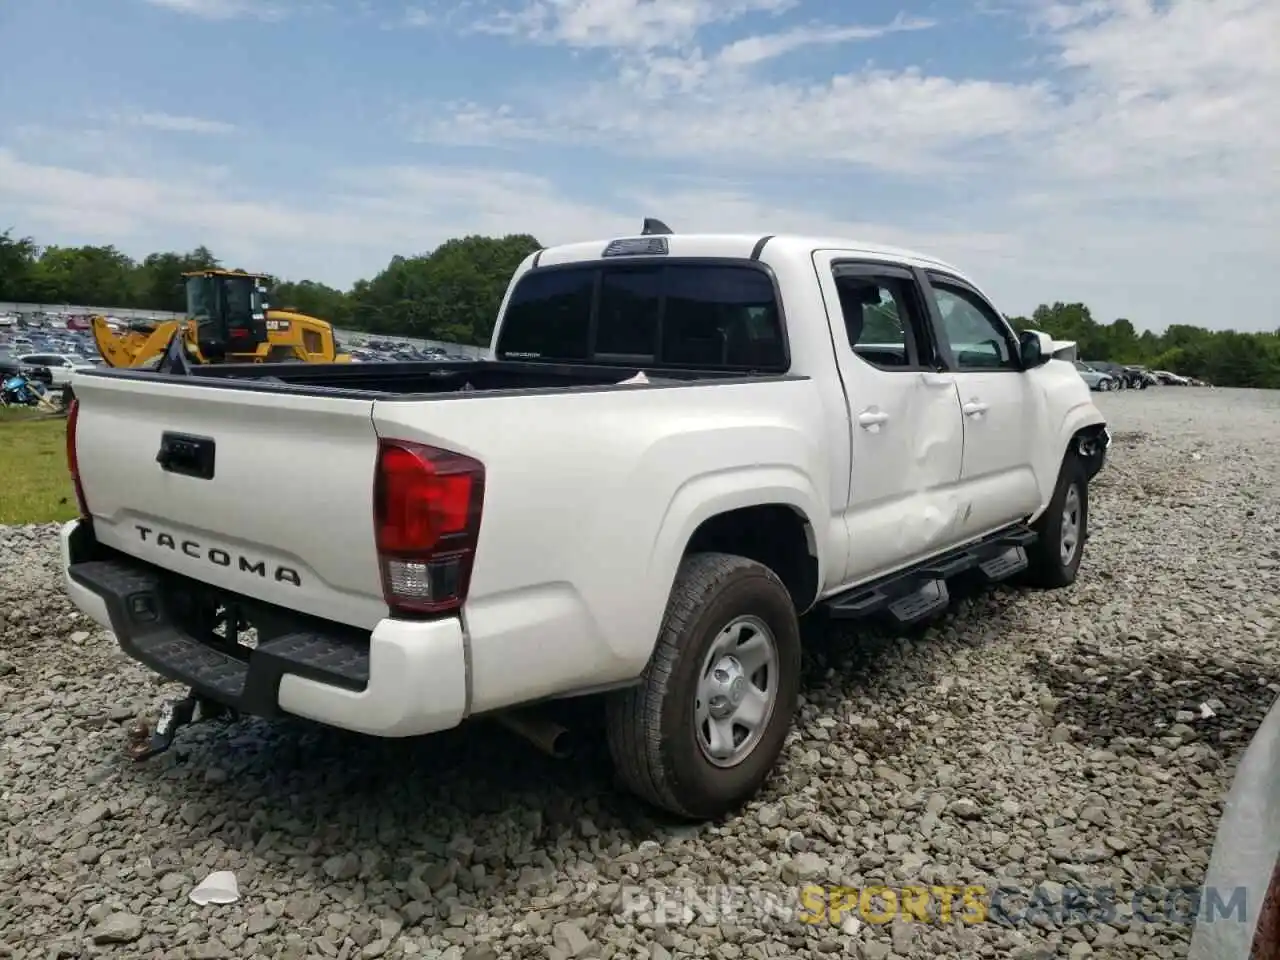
1019, 329, 1054, 368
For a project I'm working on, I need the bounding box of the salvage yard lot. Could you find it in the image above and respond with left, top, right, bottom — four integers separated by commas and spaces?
0, 388, 1277, 958
0, 408, 76, 525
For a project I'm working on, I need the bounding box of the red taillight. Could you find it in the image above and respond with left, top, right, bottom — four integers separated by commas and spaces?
373, 439, 485, 616
65, 397, 90, 518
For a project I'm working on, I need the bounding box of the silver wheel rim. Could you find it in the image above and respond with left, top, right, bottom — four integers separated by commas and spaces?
694, 615, 778, 768
1061, 484, 1082, 565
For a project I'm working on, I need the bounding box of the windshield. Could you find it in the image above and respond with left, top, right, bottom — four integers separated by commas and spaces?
222, 277, 252, 323
186, 277, 214, 322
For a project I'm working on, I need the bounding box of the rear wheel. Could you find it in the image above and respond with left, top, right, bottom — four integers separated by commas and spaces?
606, 552, 801, 820
1022, 453, 1088, 589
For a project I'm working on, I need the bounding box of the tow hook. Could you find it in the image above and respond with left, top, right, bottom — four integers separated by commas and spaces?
127, 690, 231, 761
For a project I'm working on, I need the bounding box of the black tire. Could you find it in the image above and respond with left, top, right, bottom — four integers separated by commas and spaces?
1022, 453, 1089, 589
606, 552, 801, 820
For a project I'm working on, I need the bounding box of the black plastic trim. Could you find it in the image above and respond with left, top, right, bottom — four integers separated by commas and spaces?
66, 530, 371, 717
750, 235, 773, 260
530, 249, 544, 268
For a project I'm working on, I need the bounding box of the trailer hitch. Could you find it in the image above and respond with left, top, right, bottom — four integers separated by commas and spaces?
127, 690, 232, 761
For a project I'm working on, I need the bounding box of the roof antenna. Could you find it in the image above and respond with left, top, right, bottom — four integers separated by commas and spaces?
641, 218, 673, 236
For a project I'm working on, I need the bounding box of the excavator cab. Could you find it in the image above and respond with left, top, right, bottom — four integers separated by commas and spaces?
183, 270, 270, 359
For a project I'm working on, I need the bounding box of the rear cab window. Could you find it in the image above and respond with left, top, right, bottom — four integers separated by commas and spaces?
496, 261, 788, 372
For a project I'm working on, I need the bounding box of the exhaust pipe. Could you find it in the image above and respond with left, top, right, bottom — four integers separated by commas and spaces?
493, 710, 573, 759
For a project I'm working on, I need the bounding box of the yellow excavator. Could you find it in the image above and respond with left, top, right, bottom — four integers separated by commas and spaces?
93, 269, 350, 368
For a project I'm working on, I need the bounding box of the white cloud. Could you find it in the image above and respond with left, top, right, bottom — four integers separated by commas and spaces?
408, 64, 1052, 173
8, 0, 1278, 332
0, 148, 627, 285
398, 0, 1279, 330
716, 14, 936, 67
470, 0, 796, 49
0, 146, 1009, 289
142, 0, 291, 20
402, 6, 433, 27
112, 111, 237, 135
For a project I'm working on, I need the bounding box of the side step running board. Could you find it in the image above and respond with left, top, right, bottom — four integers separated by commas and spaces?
823, 524, 1036, 626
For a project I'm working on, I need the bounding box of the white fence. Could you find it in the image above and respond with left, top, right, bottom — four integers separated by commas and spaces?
0, 301, 185, 321
1, 302, 487, 358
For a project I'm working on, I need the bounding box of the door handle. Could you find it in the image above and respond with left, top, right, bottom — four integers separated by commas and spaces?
962, 401, 989, 417
156, 432, 217, 479
857, 410, 890, 429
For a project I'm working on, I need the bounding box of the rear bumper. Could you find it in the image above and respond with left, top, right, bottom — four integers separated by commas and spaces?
60, 519, 467, 738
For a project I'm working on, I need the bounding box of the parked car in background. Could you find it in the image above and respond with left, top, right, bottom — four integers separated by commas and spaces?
1085, 360, 1128, 387
18, 352, 96, 387
0, 351, 53, 386
1073, 360, 1117, 391
1153, 370, 1190, 386
1121, 365, 1157, 389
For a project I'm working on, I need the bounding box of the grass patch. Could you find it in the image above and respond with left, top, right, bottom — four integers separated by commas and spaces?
0, 408, 77, 524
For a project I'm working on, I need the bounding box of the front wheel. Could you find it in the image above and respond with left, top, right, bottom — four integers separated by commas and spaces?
606, 552, 801, 820
1022, 454, 1089, 589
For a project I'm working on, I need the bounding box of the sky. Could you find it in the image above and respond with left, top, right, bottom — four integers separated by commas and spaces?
0, 0, 1276, 332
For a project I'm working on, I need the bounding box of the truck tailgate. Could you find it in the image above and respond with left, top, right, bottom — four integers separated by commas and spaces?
72, 374, 388, 630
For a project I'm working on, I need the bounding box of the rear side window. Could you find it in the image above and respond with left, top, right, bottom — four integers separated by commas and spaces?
499, 269, 595, 361
496, 262, 787, 371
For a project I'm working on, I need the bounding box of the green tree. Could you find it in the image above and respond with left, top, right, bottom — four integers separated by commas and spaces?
0, 229, 40, 300
272, 278, 353, 326
346, 233, 539, 342
28, 245, 137, 306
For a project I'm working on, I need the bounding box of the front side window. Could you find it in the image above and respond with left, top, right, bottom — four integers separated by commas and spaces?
495, 262, 786, 371
930, 283, 1017, 370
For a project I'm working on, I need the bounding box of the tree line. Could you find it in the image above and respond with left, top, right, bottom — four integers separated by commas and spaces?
2, 228, 1277, 387
1004, 303, 1280, 390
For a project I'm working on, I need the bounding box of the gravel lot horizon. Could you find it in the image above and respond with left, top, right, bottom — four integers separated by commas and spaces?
2, 387, 1277, 960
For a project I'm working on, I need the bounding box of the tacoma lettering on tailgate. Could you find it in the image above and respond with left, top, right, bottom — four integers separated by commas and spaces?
135, 525, 302, 585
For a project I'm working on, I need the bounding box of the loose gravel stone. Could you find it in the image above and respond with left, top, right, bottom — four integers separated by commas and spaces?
1, 388, 1278, 958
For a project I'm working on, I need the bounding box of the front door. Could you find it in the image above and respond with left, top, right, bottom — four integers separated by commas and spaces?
812, 253, 967, 586
922, 272, 1042, 540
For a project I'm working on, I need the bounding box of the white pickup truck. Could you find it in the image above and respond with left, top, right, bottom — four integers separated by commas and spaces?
61, 226, 1109, 819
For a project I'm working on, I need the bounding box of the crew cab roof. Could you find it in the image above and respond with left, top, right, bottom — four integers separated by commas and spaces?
531, 232, 973, 283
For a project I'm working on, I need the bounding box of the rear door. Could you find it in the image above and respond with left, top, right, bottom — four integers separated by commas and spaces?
812, 253, 967, 583
72, 373, 387, 629
921, 271, 1041, 538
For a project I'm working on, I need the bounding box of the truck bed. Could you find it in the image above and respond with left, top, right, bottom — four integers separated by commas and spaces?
68, 358, 814, 638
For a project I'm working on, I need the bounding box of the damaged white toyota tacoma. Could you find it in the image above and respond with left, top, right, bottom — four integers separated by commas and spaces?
61, 224, 1109, 819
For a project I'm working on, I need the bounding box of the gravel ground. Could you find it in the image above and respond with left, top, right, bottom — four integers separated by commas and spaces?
2, 387, 1278, 960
